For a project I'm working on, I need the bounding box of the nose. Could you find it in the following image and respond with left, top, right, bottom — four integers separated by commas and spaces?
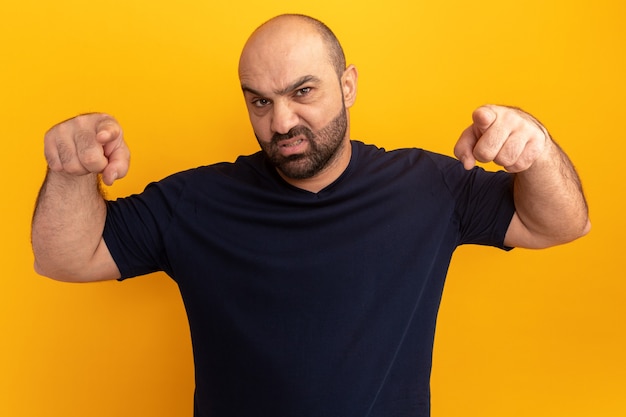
270, 100, 299, 135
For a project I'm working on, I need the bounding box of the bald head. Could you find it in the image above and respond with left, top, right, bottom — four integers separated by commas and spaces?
239, 14, 346, 80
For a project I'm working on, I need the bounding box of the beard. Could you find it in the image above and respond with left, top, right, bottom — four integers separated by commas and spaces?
257, 106, 348, 180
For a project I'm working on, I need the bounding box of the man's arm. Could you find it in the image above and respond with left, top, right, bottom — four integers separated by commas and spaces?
31, 114, 129, 282
454, 105, 591, 249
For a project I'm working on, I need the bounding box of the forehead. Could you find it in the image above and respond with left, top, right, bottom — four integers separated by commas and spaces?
238, 21, 335, 93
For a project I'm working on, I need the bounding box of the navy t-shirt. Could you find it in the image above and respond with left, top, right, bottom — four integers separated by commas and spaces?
103, 141, 515, 417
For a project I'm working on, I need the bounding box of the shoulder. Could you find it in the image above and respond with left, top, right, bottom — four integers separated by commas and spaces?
151, 151, 269, 189
350, 140, 513, 198
351, 140, 463, 183
353, 140, 457, 167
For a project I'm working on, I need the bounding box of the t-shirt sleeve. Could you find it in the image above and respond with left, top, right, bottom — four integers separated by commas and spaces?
103, 174, 186, 279
427, 152, 516, 249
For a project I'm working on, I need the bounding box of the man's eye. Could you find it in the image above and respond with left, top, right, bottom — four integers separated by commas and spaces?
295, 87, 311, 96
253, 98, 271, 108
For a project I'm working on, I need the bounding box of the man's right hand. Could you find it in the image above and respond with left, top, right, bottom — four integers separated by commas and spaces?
44, 113, 130, 185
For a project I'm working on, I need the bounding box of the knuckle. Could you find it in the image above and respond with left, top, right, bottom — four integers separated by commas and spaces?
55, 139, 89, 175
494, 155, 513, 168
473, 147, 494, 163
44, 152, 62, 171
56, 140, 75, 165
496, 146, 519, 168
75, 130, 100, 155
78, 149, 101, 167
75, 128, 93, 144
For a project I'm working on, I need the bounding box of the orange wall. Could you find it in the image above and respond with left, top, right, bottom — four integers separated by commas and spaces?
2, 1, 624, 416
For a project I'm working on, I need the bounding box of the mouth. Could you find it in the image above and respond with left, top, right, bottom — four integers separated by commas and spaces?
280, 138, 305, 148
276, 136, 308, 156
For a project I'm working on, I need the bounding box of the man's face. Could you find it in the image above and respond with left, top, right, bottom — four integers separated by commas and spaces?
239, 22, 352, 181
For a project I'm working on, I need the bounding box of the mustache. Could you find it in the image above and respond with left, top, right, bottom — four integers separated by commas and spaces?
271, 126, 315, 145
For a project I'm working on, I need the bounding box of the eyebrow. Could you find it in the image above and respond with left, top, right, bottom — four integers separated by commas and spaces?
241, 75, 321, 97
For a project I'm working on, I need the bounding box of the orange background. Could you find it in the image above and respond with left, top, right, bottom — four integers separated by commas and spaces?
2, 0, 624, 416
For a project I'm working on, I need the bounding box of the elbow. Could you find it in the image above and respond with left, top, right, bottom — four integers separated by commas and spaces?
33, 255, 103, 283
32, 242, 120, 283
545, 216, 592, 248
568, 215, 592, 242
32, 250, 120, 283
33, 259, 82, 283
508, 214, 592, 250
575, 217, 592, 242
577, 217, 591, 239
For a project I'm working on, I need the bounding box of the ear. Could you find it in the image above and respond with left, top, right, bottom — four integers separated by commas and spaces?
341, 65, 358, 108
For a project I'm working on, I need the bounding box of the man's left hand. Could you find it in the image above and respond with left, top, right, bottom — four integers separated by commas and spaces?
454, 105, 550, 173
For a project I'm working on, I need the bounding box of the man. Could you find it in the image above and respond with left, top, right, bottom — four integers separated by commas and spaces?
32, 14, 590, 417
